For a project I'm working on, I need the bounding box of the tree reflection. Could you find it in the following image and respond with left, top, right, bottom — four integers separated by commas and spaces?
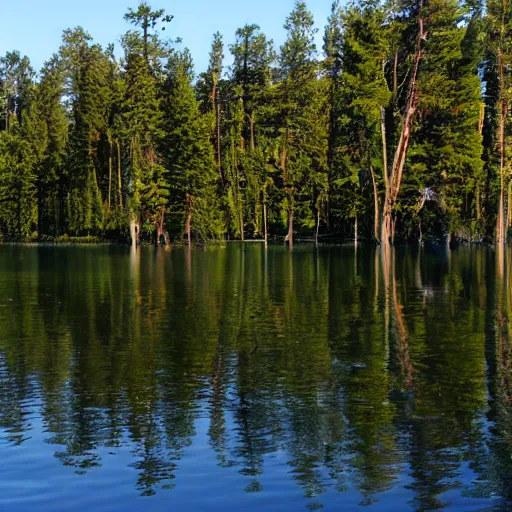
0, 244, 500, 508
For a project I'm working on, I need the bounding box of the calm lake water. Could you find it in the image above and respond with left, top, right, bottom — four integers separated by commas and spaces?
1, 244, 512, 511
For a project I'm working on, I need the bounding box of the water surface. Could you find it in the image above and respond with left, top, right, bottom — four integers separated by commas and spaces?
0, 244, 511, 511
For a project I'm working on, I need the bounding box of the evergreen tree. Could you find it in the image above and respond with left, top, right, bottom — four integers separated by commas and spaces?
33, 56, 68, 236
122, 2, 174, 73
326, 0, 390, 241
0, 127, 38, 239
122, 52, 167, 241
197, 32, 225, 183
163, 51, 223, 242
403, 0, 484, 242
0, 0, 506, 245
484, 0, 512, 242
277, 0, 328, 246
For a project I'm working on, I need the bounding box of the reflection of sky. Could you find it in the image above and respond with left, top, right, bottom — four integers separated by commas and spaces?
0, 392, 499, 512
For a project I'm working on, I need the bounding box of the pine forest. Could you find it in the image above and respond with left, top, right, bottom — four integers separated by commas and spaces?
1, 0, 511, 246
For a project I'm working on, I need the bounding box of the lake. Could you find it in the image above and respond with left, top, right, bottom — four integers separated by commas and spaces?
0, 243, 511, 511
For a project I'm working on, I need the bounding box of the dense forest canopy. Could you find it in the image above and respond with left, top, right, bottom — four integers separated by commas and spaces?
0, 0, 511, 245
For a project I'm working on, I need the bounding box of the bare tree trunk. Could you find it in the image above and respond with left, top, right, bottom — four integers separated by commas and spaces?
380, 107, 388, 190
286, 208, 294, 248
186, 194, 192, 244
381, 7, 425, 245
130, 218, 138, 248
156, 209, 166, 245
476, 185, 482, 221
108, 140, 113, 211
263, 190, 268, 248
315, 208, 320, 246
117, 141, 123, 209
354, 216, 358, 246
393, 51, 398, 97
370, 164, 380, 241
233, 139, 244, 241
497, 46, 506, 245
508, 181, 512, 229
213, 73, 222, 180
250, 113, 255, 151
186, 213, 191, 245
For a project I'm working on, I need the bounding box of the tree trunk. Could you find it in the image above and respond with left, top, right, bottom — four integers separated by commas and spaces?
263, 191, 268, 248
354, 216, 358, 246
234, 143, 244, 242
250, 113, 255, 151
156, 209, 166, 245
130, 218, 139, 248
186, 212, 191, 244
117, 141, 123, 209
381, 6, 425, 245
186, 194, 192, 244
393, 51, 398, 97
286, 208, 294, 248
108, 140, 112, 211
476, 185, 481, 221
370, 164, 380, 241
497, 47, 506, 245
315, 208, 320, 246
381, 106, 388, 190
213, 74, 222, 181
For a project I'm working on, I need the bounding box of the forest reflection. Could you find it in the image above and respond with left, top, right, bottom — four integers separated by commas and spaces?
1, 244, 512, 509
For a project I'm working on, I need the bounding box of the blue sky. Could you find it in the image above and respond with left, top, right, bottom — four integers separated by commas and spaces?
2, 0, 334, 77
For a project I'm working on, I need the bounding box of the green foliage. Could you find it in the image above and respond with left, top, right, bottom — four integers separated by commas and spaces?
0, 0, 507, 244
163, 51, 224, 241
327, 0, 390, 234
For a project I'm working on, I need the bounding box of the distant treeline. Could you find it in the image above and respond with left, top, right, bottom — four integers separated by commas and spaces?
0, 0, 510, 245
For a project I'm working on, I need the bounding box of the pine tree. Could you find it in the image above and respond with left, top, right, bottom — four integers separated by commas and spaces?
122, 52, 167, 241
404, 0, 484, 242
197, 32, 225, 182
0, 51, 34, 133
484, 0, 512, 243
277, 0, 328, 246
0, 127, 38, 239
33, 56, 68, 236
326, 0, 390, 241
60, 30, 111, 234
163, 51, 224, 242
122, 2, 174, 73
